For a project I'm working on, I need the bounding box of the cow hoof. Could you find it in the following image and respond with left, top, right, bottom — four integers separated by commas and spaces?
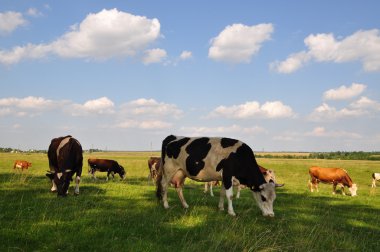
228, 211, 236, 217
183, 203, 189, 209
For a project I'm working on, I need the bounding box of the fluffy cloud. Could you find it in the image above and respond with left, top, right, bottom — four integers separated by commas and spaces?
208, 23, 273, 63
0, 9, 161, 65
323, 83, 366, 100
308, 103, 365, 121
209, 101, 295, 119
350, 96, 380, 110
0, 11, 27, 34
69, 97, 115, 116
0, 96, 54, 109
180, 124, 267, 137
272, 29, 380, 73
116, 119, 172, 129
180, 51, 192, 60
142, 48, 167, 64
121, 98, 183, 118
306, 127, 361, 139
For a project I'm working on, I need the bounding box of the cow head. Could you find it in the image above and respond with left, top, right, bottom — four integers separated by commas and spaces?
349, 183, 358, 196
54, 169, 73, 196
119, 165, 126, 180
252, 182, 277, 217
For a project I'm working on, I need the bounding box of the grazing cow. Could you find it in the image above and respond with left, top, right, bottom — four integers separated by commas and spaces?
308, 166, 357, 196
372, 173, 380, 188
147, 157, 161, 183
88, 158, 126, 181
205, 165, 284, 198
46, 135, 83, 196
13, 160, 32, 170
156, 135, 281, 217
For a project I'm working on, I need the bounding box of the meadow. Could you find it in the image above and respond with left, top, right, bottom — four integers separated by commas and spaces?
0, 152, 379, 251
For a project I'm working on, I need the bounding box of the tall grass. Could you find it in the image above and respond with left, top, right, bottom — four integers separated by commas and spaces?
0, 152, 379, 251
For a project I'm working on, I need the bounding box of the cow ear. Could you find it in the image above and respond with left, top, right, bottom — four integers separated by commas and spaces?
263, 171, 267, 175
259, 184, 264, 190
269, 179, 274, 183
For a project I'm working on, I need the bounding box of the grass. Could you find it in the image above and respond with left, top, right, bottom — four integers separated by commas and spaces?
0, 152, 380, 251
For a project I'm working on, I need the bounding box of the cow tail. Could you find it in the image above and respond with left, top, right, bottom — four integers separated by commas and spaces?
156, 135, 176, 200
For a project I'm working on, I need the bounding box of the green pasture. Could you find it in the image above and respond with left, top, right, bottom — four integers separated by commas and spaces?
0, 152, 379, 251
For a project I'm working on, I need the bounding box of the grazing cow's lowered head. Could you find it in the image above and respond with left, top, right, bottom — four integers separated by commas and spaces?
251, 182, 276, 217
348, 183, 358, 196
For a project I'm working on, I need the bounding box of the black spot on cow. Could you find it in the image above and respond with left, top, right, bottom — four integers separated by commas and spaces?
166, 137, 190, 159
185, 137, 211, 176
221, 138, 238, 148
216, 143, 265, 191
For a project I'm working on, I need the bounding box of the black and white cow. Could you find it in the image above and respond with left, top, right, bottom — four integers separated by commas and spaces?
372, 173, 380, 188
88, 158, 126, 181
46, 135, 83, 196
156, 135, 280, 217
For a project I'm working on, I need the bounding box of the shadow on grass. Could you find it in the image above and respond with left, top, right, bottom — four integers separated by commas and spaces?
0, 173, 379, 251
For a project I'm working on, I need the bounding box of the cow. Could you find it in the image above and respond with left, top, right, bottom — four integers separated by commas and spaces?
205, 165, 284, 198
45, 135, 83, 196
88, 158, 126, 181
308, 166, 357, 196
147, 157, 161, 183
13, 160, 32, 170
156, 135, 282, 217
372, 173, 380, 188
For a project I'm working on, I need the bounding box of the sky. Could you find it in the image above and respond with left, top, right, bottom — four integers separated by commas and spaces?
1, 1, 380, 152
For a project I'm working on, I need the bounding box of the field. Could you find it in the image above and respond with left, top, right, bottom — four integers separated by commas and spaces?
1, 152, 380, 251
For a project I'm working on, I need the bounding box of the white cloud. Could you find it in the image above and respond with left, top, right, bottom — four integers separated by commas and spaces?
323, 83, 366, 100
0, 9, 161, 65
116, 119, 172, 129
308, 103, 365, 121
142, 48, 167, 64
180, 51, 192, 60
306, 127, 361, 139
350, 96, 380, 110
208, 23, 273, 63
180, 124, 267, 137
122, 98, 183, 118
0, 11, 27, 34
272, 29, 380, 73
209, 100, 295, 119
26, 8, 43, 17
0, 96, 54, 109
69, 97, 115, 116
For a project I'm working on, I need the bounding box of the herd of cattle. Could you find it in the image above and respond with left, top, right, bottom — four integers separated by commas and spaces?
12, 135, 380, 217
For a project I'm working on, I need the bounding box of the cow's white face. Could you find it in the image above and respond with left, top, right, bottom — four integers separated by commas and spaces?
349, 184, 357, 196
252, 182, 276, 217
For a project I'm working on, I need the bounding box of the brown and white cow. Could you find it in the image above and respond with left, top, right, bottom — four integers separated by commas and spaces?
45, 135, 83, 196
372, 173, 380, 188
308, 166, 357, 196
13, 160, 32, 170
156, 135, 281, 217
147, 157, 161, 183
88, 158, 126, 181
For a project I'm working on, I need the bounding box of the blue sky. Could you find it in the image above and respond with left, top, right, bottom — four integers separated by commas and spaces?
1, 1, 380, 151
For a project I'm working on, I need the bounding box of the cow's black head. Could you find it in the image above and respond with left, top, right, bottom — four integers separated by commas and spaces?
119, 165, 126, 180
54, 170, 73, 196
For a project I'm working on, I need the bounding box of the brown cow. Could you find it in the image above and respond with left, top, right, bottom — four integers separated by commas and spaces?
308, 166, 357, 196
147, 157, 161, 183
13, 160, 32, 170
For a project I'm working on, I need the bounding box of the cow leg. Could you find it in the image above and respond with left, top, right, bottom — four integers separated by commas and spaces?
340, 184, 346, 195
372, 179, 376, 188
204, 182, 208, 194
161, 177, 170, 209
172, 170, 188, 209
225, 184, 236, 216
209, 183, 214, 197
236, 185, 241, 199
218, 185, 226, 211
74, 176, 81, 195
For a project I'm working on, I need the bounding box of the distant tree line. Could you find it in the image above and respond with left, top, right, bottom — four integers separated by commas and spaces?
0, 147, 105, 153
256, 151, 380, 161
